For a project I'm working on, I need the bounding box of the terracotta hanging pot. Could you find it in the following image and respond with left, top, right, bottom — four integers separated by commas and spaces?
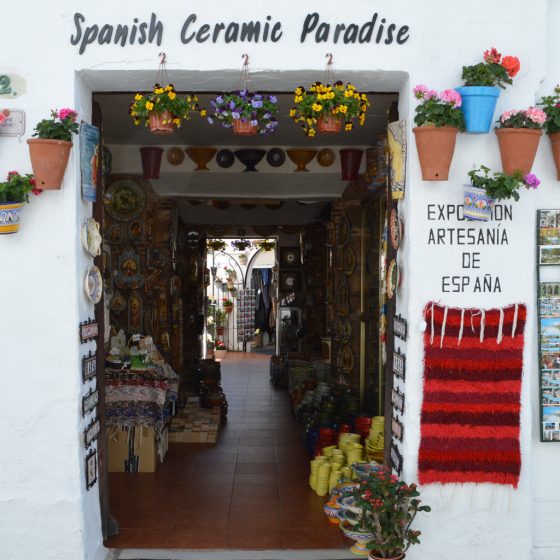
148, 110, 174, 135
224, 304, 233, 314
549, 133, 560, 180
340, 149, 363, 181
216, 326, 225, 335
412, 126, 458, 181
27, 138, 72, 189
495, 128, 542, 175
317, 114, 342, 134
139, 147, 164, 179
233, 119, 258, 136
0, 202, 24, 234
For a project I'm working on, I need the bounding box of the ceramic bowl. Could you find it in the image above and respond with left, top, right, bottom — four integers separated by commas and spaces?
234, 149, 266, 172
286, 149, 318, 172
185, 146, 217, 170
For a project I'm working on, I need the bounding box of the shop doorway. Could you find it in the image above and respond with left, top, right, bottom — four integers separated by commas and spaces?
88, 75, 402, 553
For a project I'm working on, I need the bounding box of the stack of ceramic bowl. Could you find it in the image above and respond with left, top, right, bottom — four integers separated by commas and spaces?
345, 442, 364, 465
339, 433, 361, 457
316, 461, 331, 496
309, 455, 328, 491
365, 416, 385, 462
354, 416, 372, 440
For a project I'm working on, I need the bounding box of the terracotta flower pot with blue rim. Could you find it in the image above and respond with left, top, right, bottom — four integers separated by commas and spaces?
455, 86, 500, 133
463, 185, 494, 221
0, 202, 24, 234
413, 126, 458, 181
495, 128, 542, 176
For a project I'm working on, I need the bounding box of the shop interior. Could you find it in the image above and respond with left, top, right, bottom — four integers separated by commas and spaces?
93, 87, 400, 550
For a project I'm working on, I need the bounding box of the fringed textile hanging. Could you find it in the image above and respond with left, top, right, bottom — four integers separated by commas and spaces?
419, 302, 526, 488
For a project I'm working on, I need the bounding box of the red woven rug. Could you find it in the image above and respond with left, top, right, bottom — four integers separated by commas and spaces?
419, 302, 526, 488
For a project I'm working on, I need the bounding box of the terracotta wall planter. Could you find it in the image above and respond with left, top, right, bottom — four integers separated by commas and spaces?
27, 138, 72, 189
413, 126, 458, 181
148, 110, 173, 135
233, 119, 257, 136
224, 305, 233, 314
0, 202, 24, 234
340, 149, 363, 181
317, 114, 342, 134
549, 133, 560, 180
140, 147, 163, 179
495, 128, 542, 175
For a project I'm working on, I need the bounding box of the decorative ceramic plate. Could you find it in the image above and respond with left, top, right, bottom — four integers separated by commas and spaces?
107, 223, 122, 245
109, 291, 127, 313
266, 148, 286, 168
85, 266, 103, 304
128, 219, 144, 242
104, 179, 146, 222
216, 149, 235, 169
317, 148, 336, 167
343, 247, 356, 276
82, 218, 102, 257
167, 147, 185, 166
386, 259, 398, 300
390, 208, 401, 251
340, 345, 355, 374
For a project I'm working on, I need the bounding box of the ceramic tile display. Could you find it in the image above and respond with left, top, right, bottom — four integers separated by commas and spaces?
236, 287, 255, 343
537, 209, 560, 441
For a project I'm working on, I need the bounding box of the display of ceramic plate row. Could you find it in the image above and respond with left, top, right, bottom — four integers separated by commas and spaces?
81, 218, 102, 257
84, 266, 103, 304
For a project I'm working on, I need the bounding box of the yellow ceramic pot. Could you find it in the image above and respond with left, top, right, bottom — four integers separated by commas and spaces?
0, 202, 24, 234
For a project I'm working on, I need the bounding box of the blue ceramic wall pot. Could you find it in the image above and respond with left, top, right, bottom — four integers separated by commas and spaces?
463, 185, 494, 221
455, 86, 500, 134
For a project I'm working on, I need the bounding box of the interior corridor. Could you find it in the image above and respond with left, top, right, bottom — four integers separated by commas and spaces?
105, 353, 347, 550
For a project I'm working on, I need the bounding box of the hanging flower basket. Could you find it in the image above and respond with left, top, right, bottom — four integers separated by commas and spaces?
223, 299, 234, 314
255, 239, 275, 251
317, 114, 342, 134
233, 119, 258, 136
148, 110, 174, 135
207, 239, 227, 252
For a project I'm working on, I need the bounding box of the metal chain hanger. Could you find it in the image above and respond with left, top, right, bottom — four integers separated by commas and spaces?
238, 54, 251, 91
155, 52, 170, 86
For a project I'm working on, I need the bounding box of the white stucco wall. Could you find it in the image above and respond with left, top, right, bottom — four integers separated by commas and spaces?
0, 1, 558, 559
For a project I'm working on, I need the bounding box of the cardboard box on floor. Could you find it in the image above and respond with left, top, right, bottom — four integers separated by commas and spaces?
108, 426, 163, 473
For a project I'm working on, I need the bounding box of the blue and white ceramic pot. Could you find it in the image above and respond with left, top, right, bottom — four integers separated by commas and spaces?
0, 202, 24, 234
463, 185, 494, 221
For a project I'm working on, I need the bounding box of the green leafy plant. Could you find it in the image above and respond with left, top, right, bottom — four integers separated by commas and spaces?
33, 109, 79, 141
539, 86, 560, 134
222, 297, 233, 307
214, 309, 226, 327
207, 239, 227, 252
130, 84, 200, 128
461, 47, 520, 88
0, 171, 41, 203
231, 239, 252, 251
413, 85, 465, 129
468, 165, 540, 201
254, 239, 275, 251
291, 81, 369, 137
349, 470, 431, 558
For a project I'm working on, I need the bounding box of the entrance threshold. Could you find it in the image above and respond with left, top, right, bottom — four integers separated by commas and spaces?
116, 549, 354, 560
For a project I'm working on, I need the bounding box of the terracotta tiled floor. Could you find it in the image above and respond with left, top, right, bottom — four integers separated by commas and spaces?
105, 352, 347, 550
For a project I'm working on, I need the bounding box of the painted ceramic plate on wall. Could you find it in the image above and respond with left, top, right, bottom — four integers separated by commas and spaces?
128, 219, 144, 242
82, 218, 102, 257
386, 259, 398, 300
85, 266, 103, 304
390, 208, 402, 251
317, 148, 336, 167
104, 179, 146, 222
166, 147, 185, 166
266, 148, 286, 168
216, 149, 235, 169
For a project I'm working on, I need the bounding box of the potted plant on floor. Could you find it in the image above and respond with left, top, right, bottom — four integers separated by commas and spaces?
214, 340, 227, 360
290, 81, 369, 137
27, 108, 79, 189
412, 85, 465, 180
539, 86, 560, 180
456, 47, 520, 133
0, 171, 42, 234
495, 107, 546, 175
130, 84, 200, 135
207, 90, 279, 136
222, 297, 234, 314
464, 165, 540, 221
349, 470, 431, 560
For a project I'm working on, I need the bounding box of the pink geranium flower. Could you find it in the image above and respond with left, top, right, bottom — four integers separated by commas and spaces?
439, 89, 462, 107
58, 108, 78, 121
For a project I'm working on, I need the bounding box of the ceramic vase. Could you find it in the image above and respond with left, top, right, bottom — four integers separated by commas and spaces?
340, 149, 364, 181
233, 119, 258, 136
140, 147, 163, 179
495, 128, 542, 175
323, 496, 342, 525
463, 185, 494, 222
455, 86, 500, 133
0, 202, 24, 234
549, 133, 560, 180
340, 523, 374, 557
286, 149, 317, 172
27, 138, 72, 189
317, 114, 342, 134
148, 110, 173, 135
412, 126, 458, 181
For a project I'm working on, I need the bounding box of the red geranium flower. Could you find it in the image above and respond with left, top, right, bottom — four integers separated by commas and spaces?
502, 56, 520, 78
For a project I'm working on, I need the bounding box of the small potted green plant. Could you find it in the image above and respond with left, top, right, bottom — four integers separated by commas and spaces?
215, 309, 226, 335
214, 340, 227, 360
464, 165, 540, 221
0, 171, 42, 234
130, 84, 200, 135
456, 47, 520, 133
412, 85, 465, 181
495, 107, 546, 175
539, 86, 560, 180
207, 90, 279, 136
290, 81, 369, 137
27, 108, 79, 190
222, 297, 234, 314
